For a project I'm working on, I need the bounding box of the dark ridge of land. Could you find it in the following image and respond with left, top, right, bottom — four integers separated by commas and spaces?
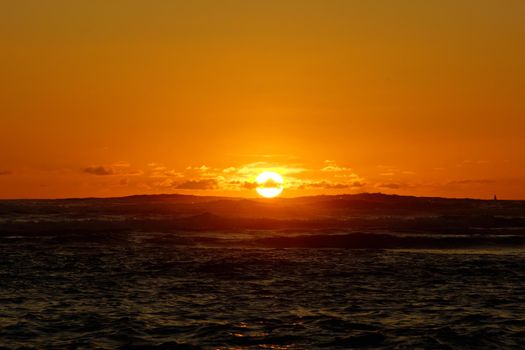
1, 193, 525, 248
1, 192, 524, 216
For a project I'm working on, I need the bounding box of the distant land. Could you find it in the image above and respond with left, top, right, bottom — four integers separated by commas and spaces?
1, 193, 525, 249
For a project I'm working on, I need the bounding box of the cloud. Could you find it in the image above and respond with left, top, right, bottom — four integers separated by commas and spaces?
175, 179, 218, 190
228, 180, 257, 190
309, 182, 350, 189
0, 170, 12, 175
118, 159, 367, 193
257, 179, 282, 189
376, 165, 415, 177
234, 162, 306, 176
83, 164, 142, 176
183, 165, 221, 179
186, 165, 210, 171
150, 169, 183, 178
300, 180, 364, 190
321, 163, 353, 172
375, 182, 421, 190
376, 182, 403, 189
151, 178, 176, 188
83, 166, 115, 175
223, 167, 237, 173
321, 165, 346, 172
242, 181, 257, 189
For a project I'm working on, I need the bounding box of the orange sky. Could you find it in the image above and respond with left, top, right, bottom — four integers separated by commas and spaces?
1, 1, 524, 199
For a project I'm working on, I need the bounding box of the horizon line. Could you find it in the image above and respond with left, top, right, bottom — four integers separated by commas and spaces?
0, 192, 512, 202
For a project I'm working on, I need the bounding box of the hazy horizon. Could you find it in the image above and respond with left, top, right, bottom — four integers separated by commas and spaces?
0, 191, 515, 202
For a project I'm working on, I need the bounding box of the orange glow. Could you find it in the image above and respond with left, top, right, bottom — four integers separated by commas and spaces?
0, 2, 524, 199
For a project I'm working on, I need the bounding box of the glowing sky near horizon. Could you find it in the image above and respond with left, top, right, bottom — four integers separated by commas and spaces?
0, 1, 524, 199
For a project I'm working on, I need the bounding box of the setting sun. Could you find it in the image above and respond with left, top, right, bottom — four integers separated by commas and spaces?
256, 171, 284, 198
2, 2, 525, 349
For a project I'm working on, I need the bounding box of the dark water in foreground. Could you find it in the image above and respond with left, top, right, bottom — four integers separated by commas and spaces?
1, 239, 525, 349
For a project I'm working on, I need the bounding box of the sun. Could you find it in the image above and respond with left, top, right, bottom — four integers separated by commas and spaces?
256, 171, 284, 198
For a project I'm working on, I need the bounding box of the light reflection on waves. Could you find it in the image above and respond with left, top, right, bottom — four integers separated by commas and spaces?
1, 241, 525, 349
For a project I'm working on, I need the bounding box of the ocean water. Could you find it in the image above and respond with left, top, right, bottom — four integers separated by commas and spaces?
1, 236, 524, 349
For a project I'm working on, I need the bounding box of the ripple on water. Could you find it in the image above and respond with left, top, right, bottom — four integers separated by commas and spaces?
0, 242, 524, 349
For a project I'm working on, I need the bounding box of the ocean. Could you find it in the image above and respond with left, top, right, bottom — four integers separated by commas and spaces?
1, 234, 524, 349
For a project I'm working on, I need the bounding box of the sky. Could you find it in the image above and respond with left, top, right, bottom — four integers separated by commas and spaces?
1, 0, 524, 199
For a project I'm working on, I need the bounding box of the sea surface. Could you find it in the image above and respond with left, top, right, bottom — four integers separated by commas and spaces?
1, 233, 524, 350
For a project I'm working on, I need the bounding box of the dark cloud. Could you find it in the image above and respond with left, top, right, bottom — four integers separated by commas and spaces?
83, 164, 142, 176
242, 181, 257, 190
175, 179, 218, 190
228, 180, 258, 189
301, 181, 363, 190
0, 170, 12, 175
323, 183, 349, 189
83, 166, 115, 175
257, 179, 282, 189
